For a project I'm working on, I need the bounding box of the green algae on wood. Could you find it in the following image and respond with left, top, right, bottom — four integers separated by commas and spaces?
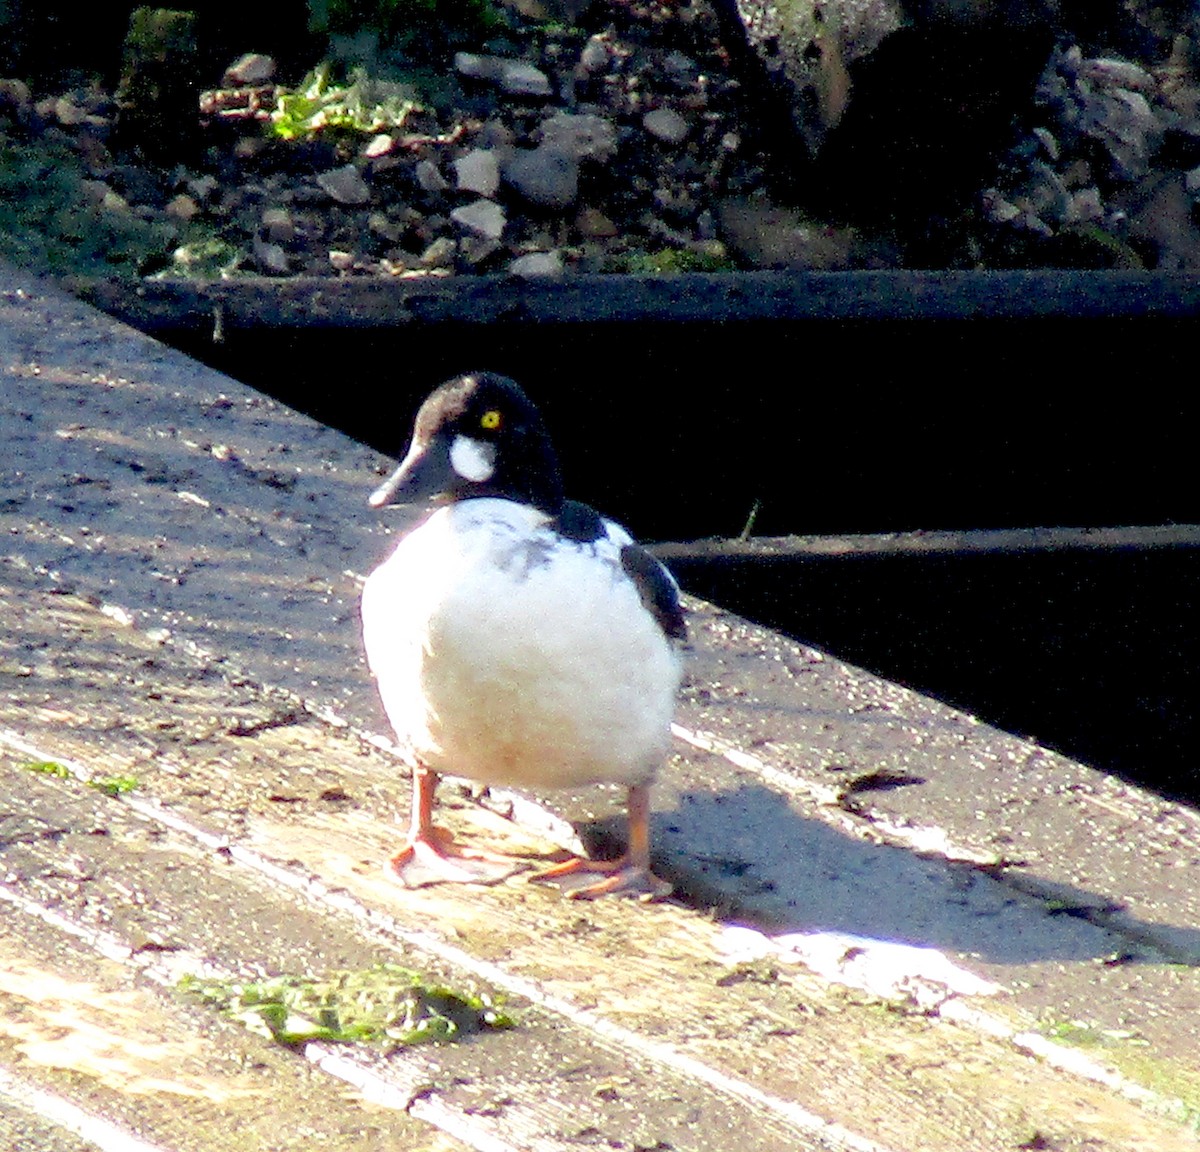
180, 963, 515, 1047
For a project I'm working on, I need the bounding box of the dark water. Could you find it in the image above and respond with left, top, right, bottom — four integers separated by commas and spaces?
671, 548, 1200, 805
171, 315, 1200, 803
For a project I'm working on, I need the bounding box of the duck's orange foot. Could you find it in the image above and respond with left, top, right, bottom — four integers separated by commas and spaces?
530, 856, 672, 902
389, 830, 523, 888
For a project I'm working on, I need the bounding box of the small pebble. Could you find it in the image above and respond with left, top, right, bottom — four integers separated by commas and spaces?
642, 107, 689, 145
415, 159, 449, 194
454, 149, 501, 197
223, 53, 275, 86
503, 146, 579, 208
451, 199, 507, 241
508, 250, 564, 277
316, 165, 371, 206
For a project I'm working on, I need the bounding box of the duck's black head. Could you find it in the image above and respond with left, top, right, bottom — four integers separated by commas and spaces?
369, 372, 565, 514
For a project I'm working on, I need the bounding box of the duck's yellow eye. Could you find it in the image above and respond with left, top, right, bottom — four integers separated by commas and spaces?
480, 410, 502, 431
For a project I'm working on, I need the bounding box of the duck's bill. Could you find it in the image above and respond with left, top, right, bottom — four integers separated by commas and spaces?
368, 439, 447, 508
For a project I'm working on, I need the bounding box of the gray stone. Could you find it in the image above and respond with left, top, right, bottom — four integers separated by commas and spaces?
729, 0, 904, 150
499, 61, 554, 98
415, 159, 449, 194
419, 236, 457, 267
165, 193, 200, 221
454, 53, 553, 98
224, 53, 275, 86
577, 34, 613, 76
642, 107, 690, 145
253, 235, 290, 275
540, 112, 617, 163
316, 165, 371, 206
503, 146, 579, 208
507, 250, 564, 277
459, 235, 503, 266
716, 196, 857, 269
260, 207, 296, 243
450, 199, 507, 240
454, 148, 502, 197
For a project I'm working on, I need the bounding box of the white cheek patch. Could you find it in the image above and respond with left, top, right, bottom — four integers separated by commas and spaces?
449, 435, 496, 483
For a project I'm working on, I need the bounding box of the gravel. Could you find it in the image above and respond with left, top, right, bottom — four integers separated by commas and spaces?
2, 0, 1200, 277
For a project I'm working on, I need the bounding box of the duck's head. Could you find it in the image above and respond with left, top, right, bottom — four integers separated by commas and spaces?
369, 372, 564, 514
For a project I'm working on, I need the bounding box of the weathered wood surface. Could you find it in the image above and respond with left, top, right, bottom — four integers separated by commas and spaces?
2, 262, 1200, 1150
655, 523, 1200, 561
70, 269, 1200, 331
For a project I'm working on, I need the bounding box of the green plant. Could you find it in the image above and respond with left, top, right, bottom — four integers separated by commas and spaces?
180, 963, 514, 1046
270, 64, 420, 140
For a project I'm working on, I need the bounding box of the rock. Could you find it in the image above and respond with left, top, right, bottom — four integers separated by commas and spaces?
165, 193, 200, 221
450, 199, 507, 240
1079, 57, 1157, 94
577, 34, 614, 77
454, 53, 553, 98
419, 237, 457, 267
576, 206, 618, 238
186, 173, 219, 202
253, 235, 290, 274
508, 250, 564, 277
642, 107, 690, 145
1064, 186, 1104, 224
260, 207, 296, 243
368, 212, 404, 243
53, 96, 91, 127
1121, 172, 1200, 269
498, 0, 597, 20
316, 165, 371, 205
363, 134, 396, 159
459, 235, 503, 266
112, 7, 201, 163
223, 54, 275, 86
503, 146, 579, 208
454, 148, 501, 197
540, 112, 617, 163
0, 78, 32, 114
728, 0, 905, 151
328, 250, 356, 271
415, 159, 449, 194
1186, 166, 1200, 196
716, 196, 858, 269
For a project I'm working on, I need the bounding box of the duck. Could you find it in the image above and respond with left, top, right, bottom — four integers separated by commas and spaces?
360, 372, 686, 899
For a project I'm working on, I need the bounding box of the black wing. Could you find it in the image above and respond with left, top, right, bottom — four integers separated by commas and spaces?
620, 544, 687, 642
552, 499, 607, 543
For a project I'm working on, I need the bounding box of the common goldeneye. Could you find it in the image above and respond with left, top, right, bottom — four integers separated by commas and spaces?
361, 372, 686, 899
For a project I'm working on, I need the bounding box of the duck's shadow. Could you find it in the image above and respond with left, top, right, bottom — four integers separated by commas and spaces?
574, 781, 1199, 968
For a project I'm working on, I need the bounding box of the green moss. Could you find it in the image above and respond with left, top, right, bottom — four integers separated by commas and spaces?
614, 247, 737, 275
180, 963, 514, 1047
21, 760, 72, 779
1039, 1018, 1200, 1130
88, 774, 139, 796
0, 133, 214, 279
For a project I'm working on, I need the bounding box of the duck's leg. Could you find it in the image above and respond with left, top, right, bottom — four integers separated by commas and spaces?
389, 765, 521, 887
531, 782, 672, 901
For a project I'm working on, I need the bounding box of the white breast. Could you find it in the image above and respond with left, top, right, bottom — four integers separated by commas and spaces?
361, 500, 682, 790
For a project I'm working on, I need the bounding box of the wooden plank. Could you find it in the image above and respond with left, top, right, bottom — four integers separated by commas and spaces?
66, 270, 1200, 332
4, 261, 1200, 1149
0, 750, 842, 1152
0, 861, 465, 1152
1, 576, 1196, 1152
653, 524, 1200, 562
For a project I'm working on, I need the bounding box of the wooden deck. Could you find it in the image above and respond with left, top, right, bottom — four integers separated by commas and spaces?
2, 262, 1199, 1151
